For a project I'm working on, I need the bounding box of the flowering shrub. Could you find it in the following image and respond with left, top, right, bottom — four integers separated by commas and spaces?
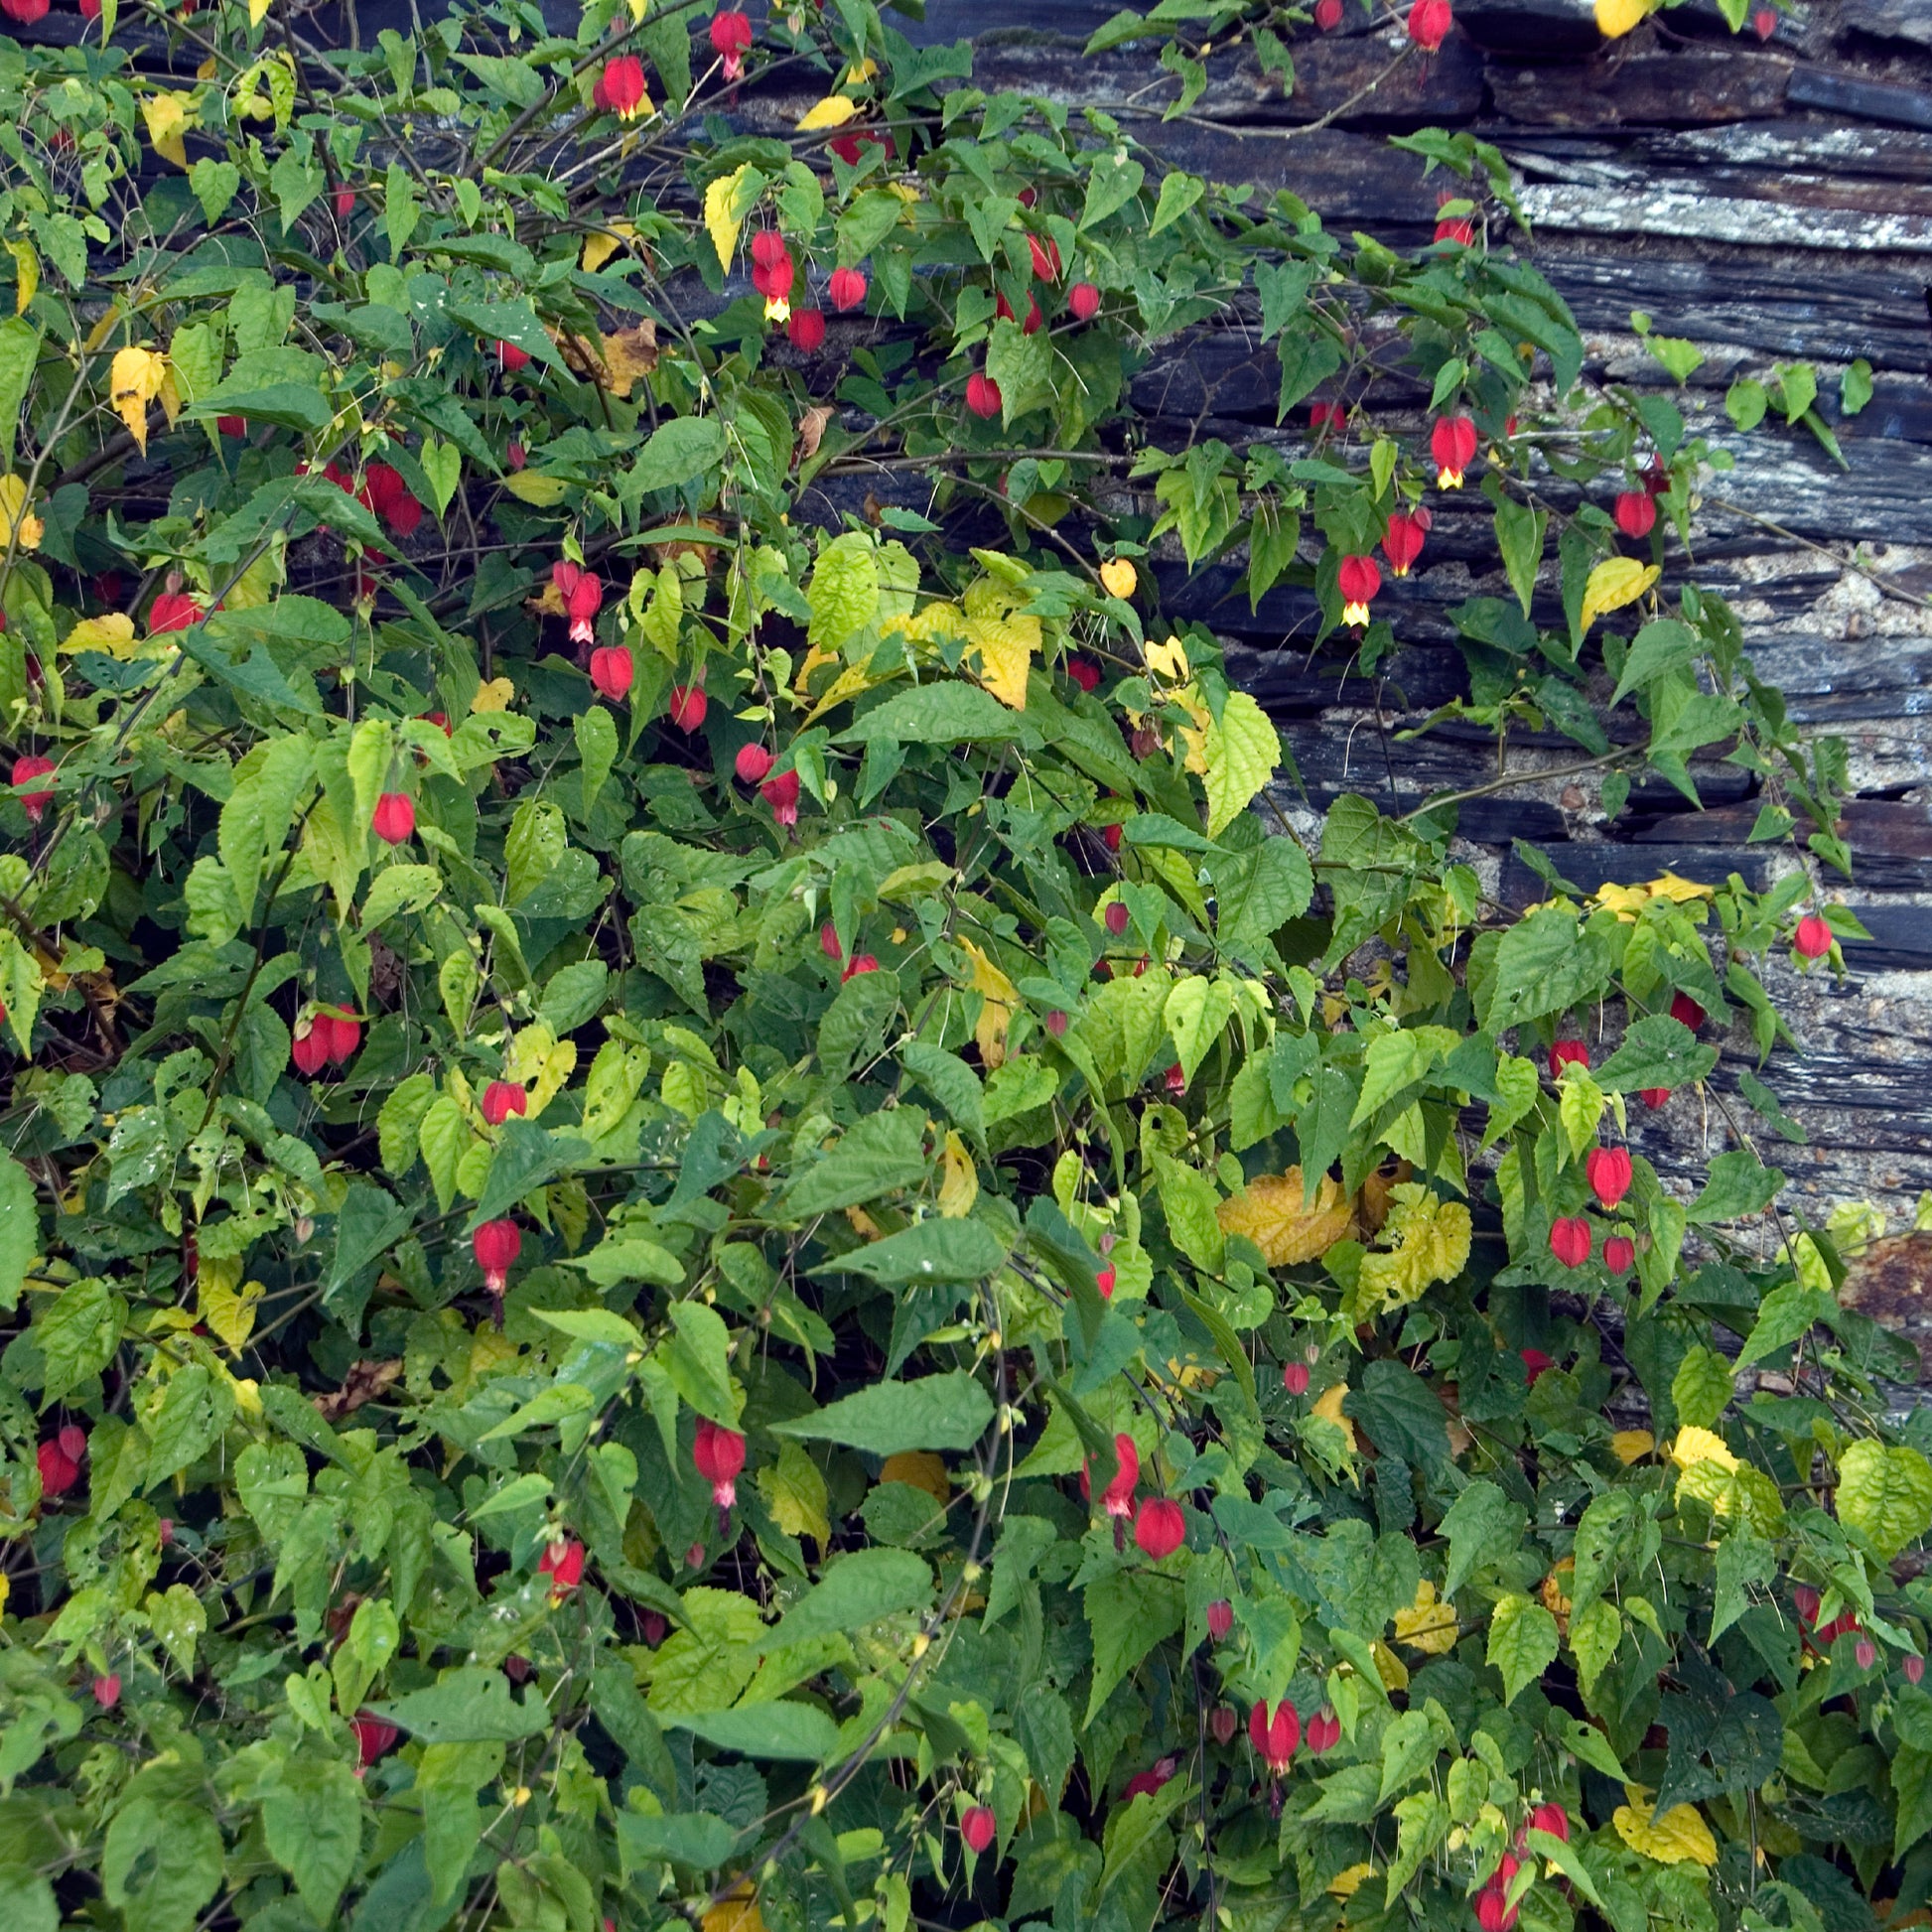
0, 2, 1909, 1931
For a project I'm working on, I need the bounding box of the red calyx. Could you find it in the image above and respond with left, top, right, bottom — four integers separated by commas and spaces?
1521, 1347, 1554, 1386
217, 415, 246, 438
1314, 0, 1341, 26
1084, 1433, 1139, 1518
1670, 991, 1706, 1031
1337, 553, 1381, 623
787, 308, 827, 350
473, 1217, 521, 1296
596, 55, 648, 120
1640, 1087, 1670, 1109
1794, 913, 1832, 959
1435, 215, 1475, 246
92, 1672, 121, 1709
590, 645, 634, 701
148, 591, 202, 635
1066, 657, 1101, 692
1210, 1706, 1239, 1744
828, 266, 868, 312
371, 792, 416, 845
760, 768, 800, 827
353, 1711, 399, 1767
1408, 0, 1452, 52
482, 1080, 528, 1128
966, 372, 1003, 420
497, 340, 531, 373
1614, 489, 1657, 540
735, 743, 774, 783
1283, 1361, 1309, 1396
37, 1435, 82, 1497
1586, 1145, 1633, 1210
538, 1537, 586, 1596
1249, 1698, 1299, 1774
12, 755, 56, 823
1431, 413, 1477, 487
841, 954, 880, 981
711, 7, 754, 78
1548, 1217, 1592, 1270
1133, 1496, 1185, 1561
693, 1418, 747, 1508
1308, 1709, 1341, 1753
1206, 1598, 1234, 1641
668, 683, 708, 733
1753, 7, 1775, 38
291, 1015, 331, 1078
1381, 512, 1426, 578
1122, 1758, 1176, 1803
1028, 233, 1061, 282
1548, 1037, 1589, 1079
1069, 282, 1101, 322
961, 1806, 996, 1854
1603, 1235, 1635, 1275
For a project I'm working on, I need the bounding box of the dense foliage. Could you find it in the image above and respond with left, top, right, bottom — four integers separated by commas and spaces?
0, 2, 1917, 1931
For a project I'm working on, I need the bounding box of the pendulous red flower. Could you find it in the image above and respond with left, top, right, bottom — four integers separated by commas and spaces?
1133, 1496, 1185, 1560
1381, 511, 1426, 578
1249, 1699, 1299, 1774
1432, 414, 1477, 488
693, 1418, 746, 1508
1549, 1217, 1591, 1269
1337, 554, 1380, 625
1586, 1145, 1632, 1210
482, 1080, 527, 1127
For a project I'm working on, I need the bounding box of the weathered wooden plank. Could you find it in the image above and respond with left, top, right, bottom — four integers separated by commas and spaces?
1486, 50, 1791, 129
1844, 0, 1932, 55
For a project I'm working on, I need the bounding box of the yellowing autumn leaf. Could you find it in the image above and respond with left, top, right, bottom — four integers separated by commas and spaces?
200, 1274, 264, 1352
1670, 1425, 1738, 1472
1371, 1638, 1409, 1691
60, 614, 138, 659
503, 470, 570, 505
1595, 0, 1648, 35
1393, 1580, 1459, 1655
1357, 1184, 1472, 1311
1203, 690, 1281, 837
1099, 557, 1137, 600
1612, 1796, 1718, 1866
959, 937, 1018, 1070
249, 0, 272, 22
599, 321, 659, 399
5, 240, 36, 317
1216, 1168, 1353, 1267
704, 1888, 766, 1932
1611, 1429, 1655, 1464
704, 164, 754, 274
938, 1129, 979, 1218
881, 1451, 949, 1501
0, 475, 44, 551
797, 95, 860, 132
1580, 557, 1659, 634
963, 580, 1040, 710
1146, 633, 1189, 683
1311, 1380, 1356, 1454
758, 1439, 831, 1550
1327, 1864, 1375, 1900
471, 677, 513, 714
581, 221, 637, 273
141, 92, 196, 169
110, 345, 169, 455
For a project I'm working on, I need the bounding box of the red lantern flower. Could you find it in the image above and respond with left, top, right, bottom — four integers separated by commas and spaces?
216, 415, 246, 438
1476, 1855, 1520, 1932
1794, 913, 1832, 959
497, 340, 531, 373
482, 1080, 527, 1127
1548, 1037, 1589, 1078
1307, 1708, 1341, 1752
1753, 7, 1775, 38
710, 7, 754, 78
1082, 1433, 1139, 1518
1122, 1757, 1176, 1802
1530, 1803, 1570, 1843
1670, 991, 1705, 1031
1249, 1698, 1299, 1774
1586, 1145, 1632, 1210
11, 755, 55, 824
336, 187, 356, 217
735, 743, 774, 783
1207, 1598, 1233, 1641
148, 591, 202, 635
668, 683, 708, 732
1066, 657, 1101, 692
596, 55, 648, 121
1641, 1086, 1670, 1109
317, 1009, 359, 1063
1314, 0, 1341, 26
538, 1537, 585, 1597
1408, 0, 1452, 51
92, 1672, 121, 1709
1381, 511, 1426, 578
830, 130, 894, 168
1094, 1260, 1114, 1294
473, 1217, 521, 1296
1549, 1217, 1592, 1269
966, 372, 1002, 420
1337, 554, 1380, 625
363, 462, 422, 536
1907, 1655, 1925, 1685
1603, 1235, 1635, 1275
760, 768, 800, 827
1028, 233, 1061, 282
995, 290, 1043, 336
1521, 1347, 1554, 1386
1435, 213, 1475, 246
1, 0, 51, 24
1614, 489, 1657, 539
693, 1418, 746, 1508
1283, 1360, 1310, 1395
841, 954, 880, 981
291, 1014, 331, 1078
553, 560, 604, 643
590, 645, 634, 701
1432, 414, 1476, 488
787, 308, 827, 350
828, 266, 868, 312
37, 1433, 82, 1497
1104, 900, 1130, 937
371, 792, 416, 844
1069, 282, 1101, 322
506, 441, 526, 471
961, 1806, 995, 1854
1133, 1496, 1185, 1561
353, 1712, 399, 1767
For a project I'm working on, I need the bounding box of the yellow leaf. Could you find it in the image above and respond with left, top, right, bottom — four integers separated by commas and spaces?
67, 615, 143, 666
200, 1274, 264, 1353
249, 0, 271, 23
599, 320, 659, 399
503, 470, 571, 505
758, 1439, 831, 1550
1393, 1579, 1459, 1655
581, 221, 637, 273
1670, 1426, 1738, 1472
1649, 871, 1715, 903
881, 1451, 949, 1501
1311, 1380, 1356, 1455
0, 475, 44, 551
842, 58, 880, 84
938, 1130, 979, 1219
803, 657, 883, 725
141, 92, 195, 169
704, 163, 754, 274
1579, 557, 1659, 634
5, 240, 36, 317
1594, 0, 1648, 35
1216, 1168, 1353, 1268
797, 94, 859, 132
1203, 690, 1281, 837
1371, 1638, 1409, 1691
963, 580, 1039, 711
704, 1886, 765, 1932
1145, 633, 1189, 683
1594, 882, 1649, 921
471, 677, 513, 714
1099, 557, 1137, 600
1611, 1429, 1655, 1464
1328, 1864, 1375, 1899
959, 937, 1018, 1070
110, 345, 169, 455
1612, 1796, 1718, 1866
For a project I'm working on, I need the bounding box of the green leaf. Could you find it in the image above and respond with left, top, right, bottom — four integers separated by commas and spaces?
366, 1665, 551, 1742
665, 1299, 737, 1424
0, 1152, 40, 1313
1836, 1440, 1932, 1560
1154, 1153, 1224, 1272
1688, 1149, 1784, 1225
759, 1548, 933, 1652
35, 1275, 124, 1402
1609, 619, 1699, 708
1202, 691, 1280, 837
771, 1371, 994, 1455
1593, 1014, 1716, 1094
899, 1041, 986, 1143
807, 1216, 1008, 1285
1149, 171, 1205, 235
1734, 1281, 1836, 1368
784, 1108, 929, 1216
1725, 378, 1768, 432
262, 1755, 365, 1923
1080, 149, 1146, 230
670, 1702, 839, 1762
0, 318, 43, 472
1493, 489, 1545, 618
985, 316, 1055, 424
1568, 1596, 1621, 1697
1440, 1480, 1528, 1599
835, 683, 1035, 746
1486, 1592, 1559, 1705
1841, 358, 1873, 417
634, 416, 728, 493
1085, 1569, 1184, 1724
102, 1797, 223, 1932
1671, 1344, 1734, 1429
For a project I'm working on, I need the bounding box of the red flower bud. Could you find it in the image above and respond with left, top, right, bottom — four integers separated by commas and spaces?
1381, 511, 1426, 578
735, 743, 774, 783
1069, 281, 1101, 322
1641, 1087, 1670, 1109
1283, 1361, 1309, 1396
148, 591, 203, 635
1670, 991, 1706, 1031
1028, 233, 1061, 282
1249, 1698, 1299, 1773
1408, 0, 1452, 51
1614, 489, 1657, 540
1314, 0, 1341, 26
841, 954, 880, 981
1102, 823, 1122, 852
1521, 1347, 1554, 1386
1603, 1235, 1635, 1275
961, 1806, 995, 1854
292, 1014, 331, 1078
1066, 656, 1101, 693
37, 1436, 82, 1497
1210, 1705, 1239, 1744
1858, 1636, 1878, 1671
668, 683, 708, 732
1549, 1216, 1591, 1269
93, 1672, 121, 1709
497, 340, 531, 373
1752, 6, 1775, 38
1907, 1654, 1925, 1685
538, 1537, 585, 1596
11, 755, 55, 823
473, 1217, 521, 1296
1308, 1709, 1341, 1752
1530, 1806, 1570, 1848
1431, 413, 1477, 488
216, 415, 246, 438
966, 372, 1003, 420
1794, 913, 1832, 959
1548, 1038, 1589, 1078
1586, 1145, 1632, 1210
372, 792, 416, 844
353, 1711, 398, 1766
1045, 1009, 1068, 1037
787, 307, 827, 350
1133, 1496, 1185, 1561
482, 1080, 528, 1127
1104, 900, 1130, 936
828, 266, 868, 312
760, 768, 800, 827
1207, 1598, 1234, 1641
590, 645, 634, 701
